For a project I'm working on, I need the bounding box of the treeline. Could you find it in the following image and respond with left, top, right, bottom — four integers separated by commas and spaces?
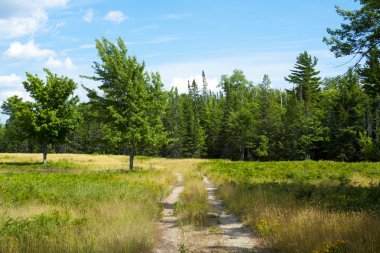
1, 1, 379, 164
1, 48, 380, 162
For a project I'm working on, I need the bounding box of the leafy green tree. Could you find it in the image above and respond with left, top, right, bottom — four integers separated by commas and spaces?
219, 70, 252, 158
82, 37, 166, 169
140, 72, 167, 156
1, 69, 79, 163
227, 105, 257, 160
256, 135, 269, 161
324, 0, 380, 65
285, 51, 321, 108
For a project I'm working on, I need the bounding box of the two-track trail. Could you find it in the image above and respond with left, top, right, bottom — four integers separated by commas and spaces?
154, 170, 270, 252
201, 176, 270, 253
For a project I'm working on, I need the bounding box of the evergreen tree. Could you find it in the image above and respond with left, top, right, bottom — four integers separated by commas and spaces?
162, 88, 182, 158
359, 46, 380, 143
256, 75, 285, 160
360, 46, 380, 97
285, 51, 321, 108
324, 71, 368, 161
179, 80, 206, 157
324, 0, 380, 65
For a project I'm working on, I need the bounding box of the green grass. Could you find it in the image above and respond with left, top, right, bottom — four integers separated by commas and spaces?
0, 154, 175, 253
200, 160, 380, 253
175, 173, 209, 227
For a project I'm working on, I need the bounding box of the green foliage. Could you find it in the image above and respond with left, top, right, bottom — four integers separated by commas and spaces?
359, 46, 380, 97
324, 1, 380, 63
0, 211, 86, 242
179, 81, 206, 158
82, 37, 166, 168
322, 71, 369, 161
285, 51, 321, 105
201, 160, 380, 253
202, 160, 380, 183
0, 158, 173, 253
175, 174, 209, 227
1, 69, 79, 163
256, 135, 269, 160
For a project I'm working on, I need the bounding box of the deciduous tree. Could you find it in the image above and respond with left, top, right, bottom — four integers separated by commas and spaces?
1, 69, 79, 163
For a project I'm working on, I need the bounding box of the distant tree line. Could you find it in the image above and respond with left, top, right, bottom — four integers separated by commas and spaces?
0, 0, 379, 166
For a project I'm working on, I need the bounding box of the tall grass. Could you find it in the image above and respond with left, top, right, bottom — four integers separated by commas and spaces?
0, 154, 175, 253
200, 160, 380, 253
175, 173, 209, 227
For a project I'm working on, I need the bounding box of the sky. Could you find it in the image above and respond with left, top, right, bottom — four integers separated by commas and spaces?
0, 0, 360, 121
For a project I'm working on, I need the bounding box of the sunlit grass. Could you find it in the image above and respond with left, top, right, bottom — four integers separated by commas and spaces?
0, 154, 177, 253
200, 160, 380, 253
175, 172, 209, 227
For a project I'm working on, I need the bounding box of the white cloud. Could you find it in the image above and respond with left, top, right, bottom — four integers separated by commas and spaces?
0, 0, 68, 38
4, 40, 55, 59
45, 56, 74, 70
0, 74, 29, 111
0, 10, 47, 38
41, 0, 68, 8
83, 8, 94, 23
0, 74, 22, 89
103, 11, 127, 24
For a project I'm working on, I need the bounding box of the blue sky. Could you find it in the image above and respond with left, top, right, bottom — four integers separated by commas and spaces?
0, 0, 360, 119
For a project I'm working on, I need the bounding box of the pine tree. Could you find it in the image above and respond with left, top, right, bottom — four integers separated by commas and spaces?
359, 46, 380, 143
177, 80, 206, 158
324, 0, 380, 65
285, 51, 321, 108
324, 71, 368, 161
163, 88, 182, 158
256, 75, 285, 159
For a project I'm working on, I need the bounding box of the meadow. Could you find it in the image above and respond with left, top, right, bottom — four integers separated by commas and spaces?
0, 154, 178, 253
199, 160, 380, 253
1, 154, 379, 253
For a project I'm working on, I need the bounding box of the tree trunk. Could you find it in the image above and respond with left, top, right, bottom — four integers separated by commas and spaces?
129, 148, 135, 170
42, 143, 48, 164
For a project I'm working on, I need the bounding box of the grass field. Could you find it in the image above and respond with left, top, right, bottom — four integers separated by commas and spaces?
199, 160, 380, 253
1, 154, 379, 253
0, 154, 180, 253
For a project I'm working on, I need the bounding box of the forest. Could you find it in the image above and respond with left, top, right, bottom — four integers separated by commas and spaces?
0, 0, 379, 165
